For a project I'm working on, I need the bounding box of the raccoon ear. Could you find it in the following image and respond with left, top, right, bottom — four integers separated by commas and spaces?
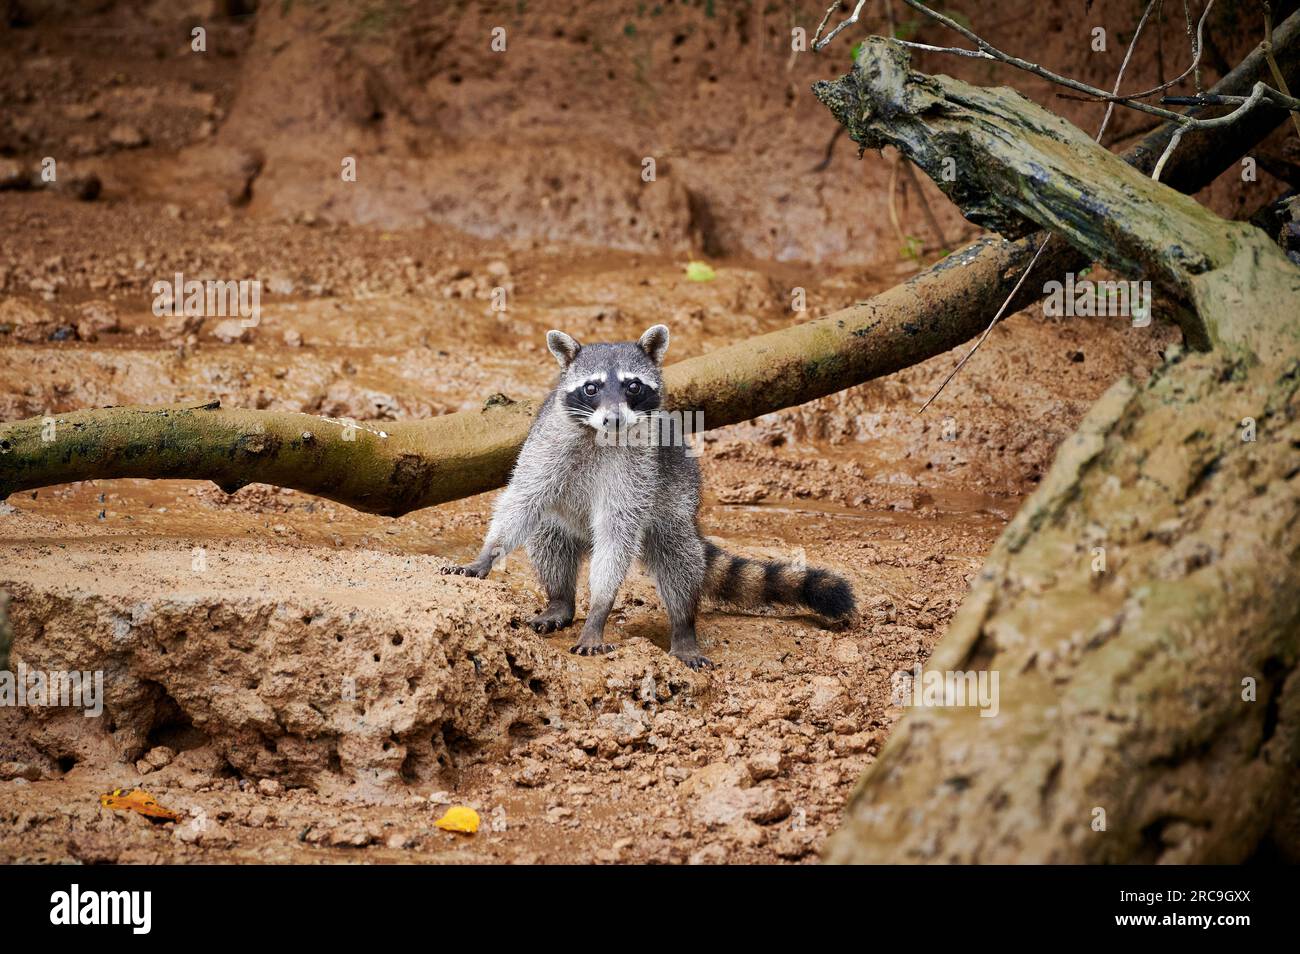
546, 330, 582, 369
638, 324, 670, 364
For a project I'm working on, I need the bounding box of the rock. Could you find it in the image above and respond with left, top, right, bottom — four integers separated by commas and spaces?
257, 778, 283, 797
513, 757, 548, 788
0, 761, 42, 781
592, 702, 649, 749
211, 318, 252, 343
771, 828, 817, 859
107, 124, 148, 148
831, 640, 861, 664
831, 732, 878, 755
678, 760, 752, 797
0, 298, 55, 343
76, 302, 119, 341
163, 313, 204, 340
175, 820, 233, 848
197, 825, 235, 849
386, 830, 417, 850
246, 805, 270, 828
724, 819, 768, 847
746, 750, 786, 781
65, 134, 100, 158
691, 783, 790, 828
717, 483, 768, 504
323, 822, 375, 848
807, 676, 845, 716
282, 328, 303, 347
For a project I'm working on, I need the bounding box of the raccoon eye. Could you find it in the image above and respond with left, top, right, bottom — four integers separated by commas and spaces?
626, 380, 641, 395
583, 382, 599, 396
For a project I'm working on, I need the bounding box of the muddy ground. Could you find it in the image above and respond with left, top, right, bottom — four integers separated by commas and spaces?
0, 1, 1278, 863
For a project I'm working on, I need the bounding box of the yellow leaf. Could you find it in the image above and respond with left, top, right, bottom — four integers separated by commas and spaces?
99, 787, 180, 822
434, 805, 480, 834
684, 261, 716, 282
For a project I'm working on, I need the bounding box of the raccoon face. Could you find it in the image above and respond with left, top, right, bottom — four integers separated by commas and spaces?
547, 325, 668, 435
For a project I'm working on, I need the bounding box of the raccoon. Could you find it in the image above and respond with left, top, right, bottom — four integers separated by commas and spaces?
444, 324, 855, 669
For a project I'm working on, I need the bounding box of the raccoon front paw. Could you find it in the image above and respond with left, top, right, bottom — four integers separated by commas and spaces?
671, 650, 715, 671
569, 635, 615, 656
530, 608, 574, 634
442, 562, 490, 579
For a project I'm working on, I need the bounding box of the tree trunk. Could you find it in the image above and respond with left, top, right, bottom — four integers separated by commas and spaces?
3, 15, 1297, 515
819, 38, 1300, 863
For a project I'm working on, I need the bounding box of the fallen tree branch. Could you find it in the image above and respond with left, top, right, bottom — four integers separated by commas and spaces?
828, 349, 1300, 862
812, 38, 1300, 356
829, 0, 1298, 179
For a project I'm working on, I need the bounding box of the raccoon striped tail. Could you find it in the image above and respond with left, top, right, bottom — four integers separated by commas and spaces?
702, 540, 856, 620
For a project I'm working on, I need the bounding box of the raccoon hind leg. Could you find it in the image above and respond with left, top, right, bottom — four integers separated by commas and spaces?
643, 523, 712, 670
526, 518, 584, 634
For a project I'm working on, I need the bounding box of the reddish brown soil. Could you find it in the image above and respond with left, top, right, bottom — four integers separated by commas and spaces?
0, 0, 1273, 863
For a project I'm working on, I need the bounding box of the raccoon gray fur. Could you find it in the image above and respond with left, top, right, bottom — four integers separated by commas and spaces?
444, 324, 855, 669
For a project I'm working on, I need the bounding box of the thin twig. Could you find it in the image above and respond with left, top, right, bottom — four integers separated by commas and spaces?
811, 125, 846, 172
889, 4, 1289, 196
899, 0, 1297, 138
916, 236, 1049, 414
1153, 82, 1272, 179
1060, 0, 1214, 104
1162, 89, 1300, 110
891, 39, 992, 59
1186, 0, 1204, 93
814, 0, 870, 51
1099, 0, 1160, 140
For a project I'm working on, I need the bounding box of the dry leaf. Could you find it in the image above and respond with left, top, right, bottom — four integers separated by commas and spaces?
434, 805, 480, 834
99, 787, 180, 822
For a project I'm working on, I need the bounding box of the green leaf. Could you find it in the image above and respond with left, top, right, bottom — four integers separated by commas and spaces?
685, 261, 717, 282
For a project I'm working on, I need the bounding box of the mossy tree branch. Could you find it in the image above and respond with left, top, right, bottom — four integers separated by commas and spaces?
814, 39, 1300, 864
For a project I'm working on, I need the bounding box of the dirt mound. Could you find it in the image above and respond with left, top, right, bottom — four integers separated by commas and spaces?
1, 532, 706, 800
